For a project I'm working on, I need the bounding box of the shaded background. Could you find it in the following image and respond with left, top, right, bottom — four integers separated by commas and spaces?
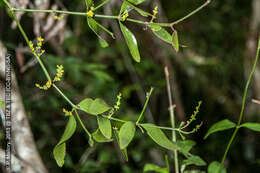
0, 0, 260, 172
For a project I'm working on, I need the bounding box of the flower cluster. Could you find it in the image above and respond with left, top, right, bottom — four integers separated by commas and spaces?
53, 65, 64, 82
53, 14, 64, 20
63, 108, 73, 116
114, 93, 122, 110
121, 10, 129, 21
86, 10, 94, 17
29, 37, 45, 57
151, 6, 158, 22
35, 80, 52, 90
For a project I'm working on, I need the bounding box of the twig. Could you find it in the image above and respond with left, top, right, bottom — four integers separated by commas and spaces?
164, 66, 179, 173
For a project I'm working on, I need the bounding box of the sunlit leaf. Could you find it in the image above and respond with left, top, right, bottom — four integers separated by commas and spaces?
119, 22, 141, 62
239, 122, 260, 132
172, 30, 179, 52
208, 161, 226, 173
204, 119, 236, 139
53, 115, 76, 167
149, 24, 172, 44
79, 98, 110, 115
142, 123, 180, 151
119, 121, 136, 149
92, 129, 113, 142
143, 163, 168, 173
97, 116, 112, 139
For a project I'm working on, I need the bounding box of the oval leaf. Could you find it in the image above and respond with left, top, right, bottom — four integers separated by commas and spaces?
119, 22, 141, 62
114, 128, 129, 161
143, 163, 168, 173
240, 122, 260, 132
87, 18, 110, 48
57, 115, 77, 145
97, 116, 112, 139
177, 140, 196, 154
142, 123, 180, 151
208, 161, 226, 173
119, 121, 136, 149
53, 143, 66, 167
79, 98, 110, 115
204, 119, 236, 139
150, 24, 172, 44
128, 0, 146, 5
92, 129, 113, 143
172, 30, 179, 52
53, 115, 76, 167
183, 155, 206, 166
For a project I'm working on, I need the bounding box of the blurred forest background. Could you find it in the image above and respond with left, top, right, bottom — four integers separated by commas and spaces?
0, 0, 260, 172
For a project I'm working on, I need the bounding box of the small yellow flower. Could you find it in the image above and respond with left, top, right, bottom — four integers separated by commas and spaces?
54, 15, 64, 20
114, 93, 122, 110
35, 80, 52, 90
121, 11, 128, 21
37, 37, 44, 42
53, 65, 64, 82
152, 6, 158, 17
63, 108, 73, 116
86, 10, 94, 17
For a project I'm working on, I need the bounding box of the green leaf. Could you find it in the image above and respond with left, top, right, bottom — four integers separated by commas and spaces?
57, 116, 77, 145
53, 143, 66, 167
119, 22, 141, 62
85, 0, 93, 9
92, 129, 113, 142
124, 0, 151, 17
119, 121, 136, 149
204, 119, 236, 139
79, 98, 110, 115
239, 122, 260, 132
97, 116, 112, 139
142, 123, 180, 151
114, 128, 128, 161
143, 163, 168, 173
172, 30, 179, 52
53, 115, 76, 167
183, 155, 206, 166
149, 24, 172, 44
128, 0, 146, 5
208, 161, 226, 173
183, 170, 205, 173
87, 18, 114, 47
177, 140, 196, 154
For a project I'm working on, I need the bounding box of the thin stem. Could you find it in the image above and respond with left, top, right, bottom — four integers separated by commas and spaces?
164, 66, 179, 173
170, 0, 211, 26
219, 37, 260, 172
136, 87, 154, 124
139, 123, 178, 131
74, 110, 92, 137
12, 0, 211, 28
13, 8, 86, 16
52, 84, 77, 108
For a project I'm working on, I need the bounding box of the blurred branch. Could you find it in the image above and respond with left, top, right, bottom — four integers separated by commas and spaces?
252, 99, 260, 105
